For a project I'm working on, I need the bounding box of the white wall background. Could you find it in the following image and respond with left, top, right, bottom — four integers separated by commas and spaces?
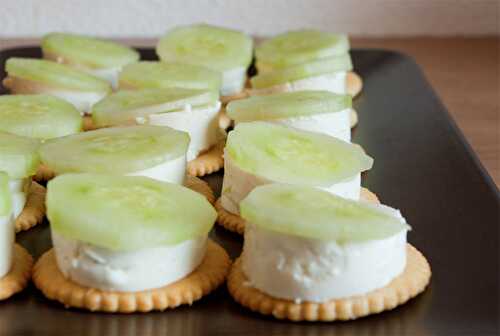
0, 0, 498, 38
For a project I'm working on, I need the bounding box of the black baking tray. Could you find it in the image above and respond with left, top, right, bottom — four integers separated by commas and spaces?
0, 47, 498, 336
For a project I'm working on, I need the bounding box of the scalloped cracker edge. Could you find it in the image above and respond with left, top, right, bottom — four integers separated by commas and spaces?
228, 244, 431, 321
0, 244, 33, 300
15, 181, 46, 233
32, 240, 231, 313
187, 142, 224, 177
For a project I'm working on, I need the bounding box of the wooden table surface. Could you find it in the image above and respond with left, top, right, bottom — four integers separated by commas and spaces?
1, 37, 498, 186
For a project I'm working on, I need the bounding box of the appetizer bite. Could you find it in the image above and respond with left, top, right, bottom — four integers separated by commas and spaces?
117, 63, 225, 175
0, 94, 82, 140
0, 172, 33, 300
226, 91, 352, 142
216, 122, 374, 234
254, 29, 361, 96
156, 24, 253, 101
42, 32, 139, 89
39, 125, 214, 202
0, 132, 45, 232
3, 58, 111, 113
33, 173, 230, 312
91, 88, 223, 167
228, 184, 431, 321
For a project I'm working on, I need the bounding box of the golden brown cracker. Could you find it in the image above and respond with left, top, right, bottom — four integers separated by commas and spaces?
218, 106, 233, 130
32, 240, 231, 313
187, 142, 224, 177
347, 71, 363, 98
82, 115, 99, 131
216, 188, 379, 235
34, 164, 55, 183
228, 244, 431, 321
0, 244, 33, 300
184, 175, 215, 204
15, 181, 46, 233
350, 109, 359, 128
220, 90, 249, 104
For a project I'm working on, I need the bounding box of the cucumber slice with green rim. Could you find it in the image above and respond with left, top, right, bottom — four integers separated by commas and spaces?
42, 33, 139, 69
0, 132, 40, 179
256, 30, 349, 69
0, 172, 12, 217
251, 55, 352, 89
47, 173, 216, 250
227, 90, 351, 122
6, 58, 111, 92
156, 24, 253, 72
226, 122, 372, 186
0, 95, 82, 139
39, 125, 189, 174
119, 61, 222, 92
241, 183, 409, 243
92, 88, 219, 127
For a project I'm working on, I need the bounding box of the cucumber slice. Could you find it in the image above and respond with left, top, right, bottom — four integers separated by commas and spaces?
39, 125, 189, 174
42, 33, 139, 69
0, 132, 40, 179
0, 172, 12, 217
227, 91, 351, 122
119, 61, 222, 92
47, 173, 216, 250
241, 183, 409, 243
256, 30, 349, 69
251, 55, 352, 89
156, 24, 253, 71
92, 88, 219, 127
6, 58, 111, 92
226, 122, 372, 186
0, 95, 82, 139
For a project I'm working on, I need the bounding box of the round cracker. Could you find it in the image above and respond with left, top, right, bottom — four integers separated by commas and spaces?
82, 115, 98, 131
350, 109, 359, 128
216, 187, 379, 235
32, 240, 231, 313
187, 142, 224, 177
34, 164, 56, 183
184, 175, 215, 204
228, 244, 431, 321
0, 244, 33, 300
220, 90, 249, 105
15, 181, 46, 233
347, 71, 363, 98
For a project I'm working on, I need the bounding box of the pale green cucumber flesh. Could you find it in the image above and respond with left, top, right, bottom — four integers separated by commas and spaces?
241, 183, 409, 243
39, 125, 189, 174
6, 58, 111, 92
47, 173, 216, 250
0, 94, 82, 139
156, 24, 253, 71
0, 132, 40, 179
92, 88, 219, 127
42, 32, 139, 69
256, 30, 349, 68
227, 90, 351, 121
0, 172, 12, 216
119, 61, 222, 92
251, 54, 352, 89
226, 122, 373, 186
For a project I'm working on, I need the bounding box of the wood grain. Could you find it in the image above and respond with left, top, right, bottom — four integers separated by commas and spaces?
1, 37, 498, 186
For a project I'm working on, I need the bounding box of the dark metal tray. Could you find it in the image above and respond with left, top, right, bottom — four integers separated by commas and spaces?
0, 47, 498, 336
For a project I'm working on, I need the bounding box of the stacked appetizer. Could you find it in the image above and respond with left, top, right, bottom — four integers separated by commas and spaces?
33, 173, 230, 312
0, 172, 33, 300
0, 132, 46, 232
0, 25, 430, 322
